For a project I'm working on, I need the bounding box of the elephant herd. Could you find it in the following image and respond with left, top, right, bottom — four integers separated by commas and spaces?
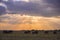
2, 30, 60, 34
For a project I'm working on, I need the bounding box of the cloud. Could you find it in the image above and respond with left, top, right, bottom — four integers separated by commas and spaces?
0, 0, 60, 30
0, 0, 60, 17
0, 14, 60, 30
0, 14, 60, 24
0, 14, 33, 24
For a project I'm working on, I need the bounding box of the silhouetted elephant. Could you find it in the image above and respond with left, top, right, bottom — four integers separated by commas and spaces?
58, 30, 60, 32
44, 31, 49, 34
24, 30, 31, 34
53, 30, 57, 34
3, 30, 13, 34
32, 30, 39, 34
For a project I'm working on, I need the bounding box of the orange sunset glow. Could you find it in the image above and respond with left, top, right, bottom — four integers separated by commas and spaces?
0, 14, 60, 30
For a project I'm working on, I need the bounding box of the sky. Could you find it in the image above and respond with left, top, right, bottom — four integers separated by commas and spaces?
0, 0, 60, 30
0, 0, 60, 16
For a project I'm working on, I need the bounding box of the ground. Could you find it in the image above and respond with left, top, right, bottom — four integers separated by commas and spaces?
0, 30, 60, 40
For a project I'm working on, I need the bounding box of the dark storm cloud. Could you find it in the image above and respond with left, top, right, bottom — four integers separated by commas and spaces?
1, 0, 60, 17
0, 6, 6, 15
7, 2, 41, 13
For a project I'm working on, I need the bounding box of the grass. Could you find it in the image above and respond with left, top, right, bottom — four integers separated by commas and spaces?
0, 30, 60, 40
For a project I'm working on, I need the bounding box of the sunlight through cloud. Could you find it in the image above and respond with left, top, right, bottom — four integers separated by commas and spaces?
13, 0, 29, 2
